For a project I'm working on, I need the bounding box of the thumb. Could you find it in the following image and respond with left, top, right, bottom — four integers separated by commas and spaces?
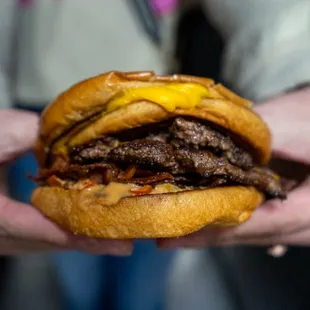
254, 88, 310, 165
0, 109, 39, 164
271, 142, 310, 166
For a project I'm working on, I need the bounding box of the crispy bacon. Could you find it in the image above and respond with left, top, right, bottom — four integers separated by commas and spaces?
126, 172, 174, 185
38, 162, 120, 180
130, 185, 153, 195
118, 165, 137, 180
46, 175, 64, 187
34, 161, 174, 187
79, 180, 97, 190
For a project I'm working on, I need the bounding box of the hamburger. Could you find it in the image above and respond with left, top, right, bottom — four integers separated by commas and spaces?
31, 71, 289, 239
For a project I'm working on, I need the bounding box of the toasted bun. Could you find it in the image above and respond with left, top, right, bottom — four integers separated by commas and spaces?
35, 71, 271, 166
31, 185, 263, 239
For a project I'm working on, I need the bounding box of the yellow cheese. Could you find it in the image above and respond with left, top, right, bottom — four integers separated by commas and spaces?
107, 83, 209, 112
52, 82, 210, 156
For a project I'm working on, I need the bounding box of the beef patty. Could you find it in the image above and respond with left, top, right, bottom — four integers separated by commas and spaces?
40, 117, 290, 200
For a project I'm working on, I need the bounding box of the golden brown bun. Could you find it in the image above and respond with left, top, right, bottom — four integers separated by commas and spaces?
39, 72, 216, 143
35, 71, 271, 166
31, 185, 263, 239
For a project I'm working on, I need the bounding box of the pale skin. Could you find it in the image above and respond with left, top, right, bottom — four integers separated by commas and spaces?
0, 109, 132, 255
1, 87, 309, 255
159, 87, 310, 249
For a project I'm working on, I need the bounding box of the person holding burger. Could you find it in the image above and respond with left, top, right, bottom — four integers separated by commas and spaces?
0, 74, 309, 308
0, 1, 309, 310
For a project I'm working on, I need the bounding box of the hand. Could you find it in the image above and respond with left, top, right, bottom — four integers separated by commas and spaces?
159, 87, 310, 248
0, 109, 133, 256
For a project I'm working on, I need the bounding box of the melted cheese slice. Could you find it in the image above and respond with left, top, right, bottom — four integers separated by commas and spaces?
52, 82, 211, 156
107, 83, 209, 112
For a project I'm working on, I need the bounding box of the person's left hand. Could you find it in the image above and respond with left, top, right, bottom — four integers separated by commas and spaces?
0, 109, 133, 256
158, 87, 310, 249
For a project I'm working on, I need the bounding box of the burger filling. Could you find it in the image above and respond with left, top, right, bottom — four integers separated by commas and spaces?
37, 117, 291, 199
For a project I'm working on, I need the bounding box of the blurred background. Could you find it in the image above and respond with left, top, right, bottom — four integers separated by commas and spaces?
1, 1, 310, 310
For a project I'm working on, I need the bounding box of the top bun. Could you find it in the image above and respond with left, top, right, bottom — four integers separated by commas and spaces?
35, 71, 271, 167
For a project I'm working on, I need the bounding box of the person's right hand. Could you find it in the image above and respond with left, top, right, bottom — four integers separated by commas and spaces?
0, 109, 133, 256
158, 87, 310, 249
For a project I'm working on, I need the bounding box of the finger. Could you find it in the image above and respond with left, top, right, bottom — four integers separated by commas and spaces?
159, 180, 310, 248
157, 226, 224, 248
72, 236, 133, 256
272, 140, 310, 165
0, 195, 133, 256
0, 237, 64, 255
217, 180, 310, 242
0, 236, 133, 256
0, 109, 39, 164
0, 194, 74, 244
254, 92, 310, 164
220, 228, 310, 247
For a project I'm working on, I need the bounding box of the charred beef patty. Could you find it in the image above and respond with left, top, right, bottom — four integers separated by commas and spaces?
170, 118, 253, 169
39, 117, 289, 199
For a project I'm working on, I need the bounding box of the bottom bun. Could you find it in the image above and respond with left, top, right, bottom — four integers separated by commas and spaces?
31, 185, 263, 239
